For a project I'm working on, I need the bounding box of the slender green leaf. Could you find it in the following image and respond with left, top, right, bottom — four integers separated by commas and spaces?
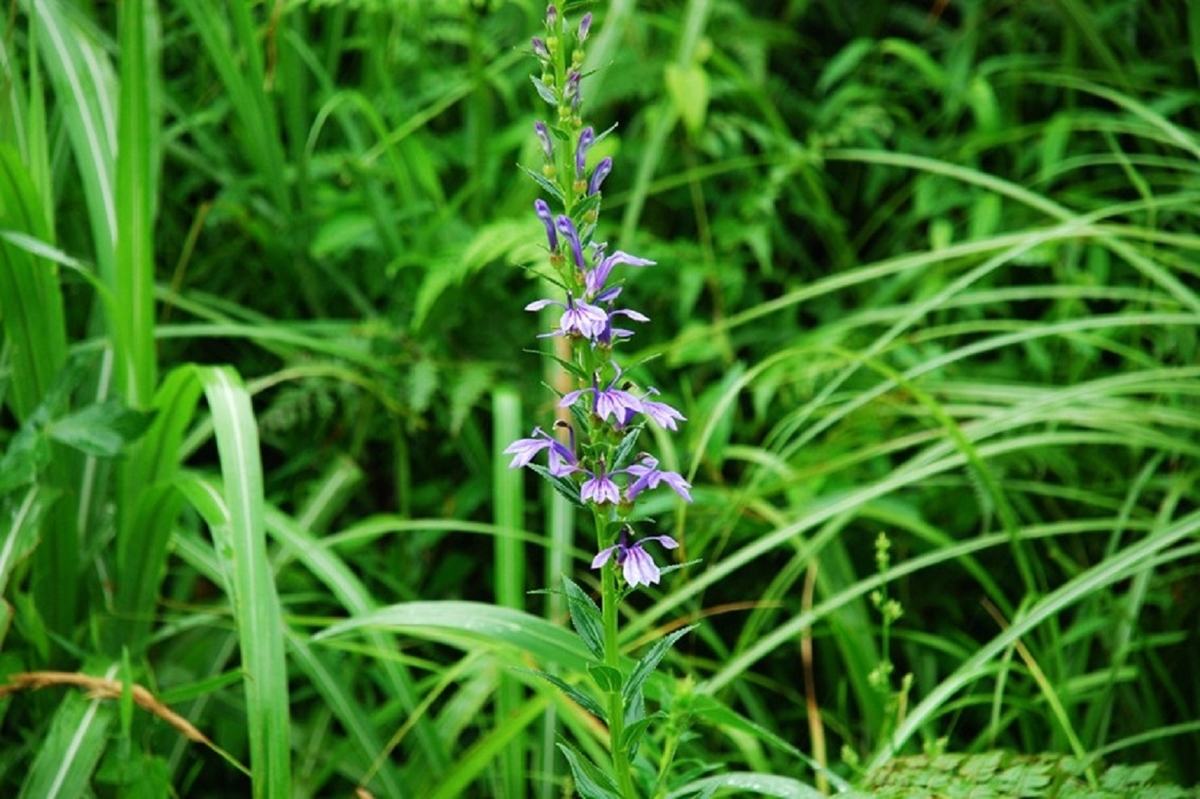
622, 625, 696, 707
563, 576, 605, 661
556, 741, 622, 799
316, 601, 594, 673
198, 366, 291, 799
667, 773, 826, 799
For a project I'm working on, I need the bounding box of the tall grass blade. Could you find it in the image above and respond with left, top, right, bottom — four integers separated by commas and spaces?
198, 366, 291, 799
111, 365, 204, 651
113, 0, 160, 406
0, 144, 77, 644
493, 387, 527, 798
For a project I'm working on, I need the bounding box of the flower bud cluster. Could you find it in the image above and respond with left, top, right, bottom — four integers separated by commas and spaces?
505, 5, 690, 588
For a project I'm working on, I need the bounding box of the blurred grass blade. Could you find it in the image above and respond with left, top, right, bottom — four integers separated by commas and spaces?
266, 505, 450, 776
492, 387, 526, 799
113, 0, 161, 406
0, 146, 67, 424
112, 365, 204, 651
18, 664, 118, 799
24, 0, 117, 277
197, 366, 291, 799
871, 507, 1200, 770
286, 630, 404, 797
0, 144, 78, 643
177, 0, 290, 216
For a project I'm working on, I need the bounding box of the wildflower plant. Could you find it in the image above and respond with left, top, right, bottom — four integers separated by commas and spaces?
503, 5, 696, 797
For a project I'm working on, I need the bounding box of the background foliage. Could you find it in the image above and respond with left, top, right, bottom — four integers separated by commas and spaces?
1, 0, 1198, 796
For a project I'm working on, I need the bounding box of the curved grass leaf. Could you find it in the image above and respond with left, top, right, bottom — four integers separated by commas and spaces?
315, 601, 593, 673
196, 366, 291, 799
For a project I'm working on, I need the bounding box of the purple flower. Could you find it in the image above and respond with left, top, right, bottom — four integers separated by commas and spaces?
560, 372, 643, 423
546, 4, 557, 29
534, 121, 554, 161
578, 12, 593, 43
588, 156, 613, 196
580, 460, 621, 505
596, 306, 649, 347
591, 528, 680, 587
503, 426, 577, 476
565, 71, 582, 112
586, 250, 655, 298
555, 215, 586, 270
534, 199, 557, 250
525, 293, 608, 339
625, 454, 692, 502
638, 387, 686, 430
575, 126, 594, 180
531, 37, 550, 60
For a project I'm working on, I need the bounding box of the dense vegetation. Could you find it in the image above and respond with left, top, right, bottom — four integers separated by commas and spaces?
1, 0, 1198, 796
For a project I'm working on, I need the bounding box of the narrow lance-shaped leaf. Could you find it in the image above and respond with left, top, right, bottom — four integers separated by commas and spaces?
563, 576, 605, 660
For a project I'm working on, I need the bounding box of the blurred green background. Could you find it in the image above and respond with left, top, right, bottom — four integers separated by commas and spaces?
1, 0, 1198, 796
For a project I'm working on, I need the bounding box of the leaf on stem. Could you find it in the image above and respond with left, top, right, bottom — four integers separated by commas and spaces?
562, 576, 605, 659
523, 670, 606, 721
556, 741, 622, 799
622, 625, 697, 709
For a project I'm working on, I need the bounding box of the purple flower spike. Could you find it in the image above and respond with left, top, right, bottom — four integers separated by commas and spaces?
588, 157, 613, 196
560, 373, 643, 422
625, 454, 693, 502
580, 460, 621, 505
592, 528, 680, 587
534, 121, 554, 161
575, 126, 594, 180
555, 215, 586, 270
534, 199, 557, 250
531, 37, 550, 60
586, 250, 655, 298
578, 13, 593, 43
503, 426, 577, 475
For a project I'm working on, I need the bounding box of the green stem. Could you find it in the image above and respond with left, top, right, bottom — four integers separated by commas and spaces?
602, 563, 638, 798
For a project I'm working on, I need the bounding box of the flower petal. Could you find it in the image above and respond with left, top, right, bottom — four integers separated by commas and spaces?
591, 545, 618, 569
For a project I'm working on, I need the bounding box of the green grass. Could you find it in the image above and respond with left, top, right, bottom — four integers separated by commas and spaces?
1, 0, 1198, 795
